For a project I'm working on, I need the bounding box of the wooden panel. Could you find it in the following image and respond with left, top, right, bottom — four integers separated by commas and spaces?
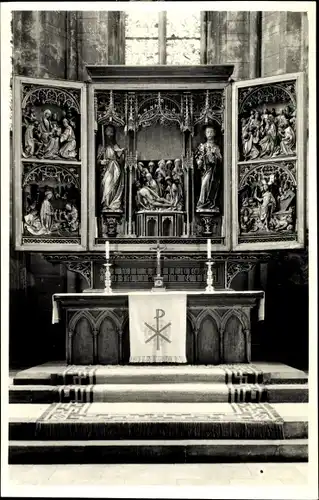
13, 76, 87, 251
197, 315, 220, 364
186, 318, 195, 363
223, 315, 246, 363
232, 72, 305, 251
72, 317, 93, 364
97, 316, 119, 365
122, 320, 130, 364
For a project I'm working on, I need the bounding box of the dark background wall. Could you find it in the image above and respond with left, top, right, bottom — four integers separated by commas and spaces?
9, 10, 309, 370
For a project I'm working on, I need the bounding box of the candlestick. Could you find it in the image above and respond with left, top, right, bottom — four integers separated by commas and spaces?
207, 238, 211, 259
105, 241, 110, 260
104, 262, 113, 294
205, 259, 215, 292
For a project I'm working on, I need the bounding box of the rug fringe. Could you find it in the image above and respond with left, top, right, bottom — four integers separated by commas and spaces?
34, 420, 284, 441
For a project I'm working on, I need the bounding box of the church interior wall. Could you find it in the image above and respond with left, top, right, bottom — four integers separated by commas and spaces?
9, 10, 309, 371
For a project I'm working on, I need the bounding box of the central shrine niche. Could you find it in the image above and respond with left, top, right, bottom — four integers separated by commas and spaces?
94, 89, 225, 239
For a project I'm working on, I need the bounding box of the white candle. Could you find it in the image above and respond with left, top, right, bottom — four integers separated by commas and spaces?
207, 239, 211, 260
105, 241, 110, 260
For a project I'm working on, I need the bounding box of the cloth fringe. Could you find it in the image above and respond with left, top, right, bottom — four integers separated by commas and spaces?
34, 420, 284, 440
129, 356, 187, 363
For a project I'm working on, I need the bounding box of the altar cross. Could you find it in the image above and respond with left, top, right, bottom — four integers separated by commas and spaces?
150, 240, 167, 277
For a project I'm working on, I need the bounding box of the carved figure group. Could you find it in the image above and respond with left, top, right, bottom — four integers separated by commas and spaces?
135, 158, 184, 211
195, 125, 222, 212
239, 170, 296, 234
97, 125, 125, 212
24, 189, 79, 236
22, 107, 78, 160
240, 106, 296, 161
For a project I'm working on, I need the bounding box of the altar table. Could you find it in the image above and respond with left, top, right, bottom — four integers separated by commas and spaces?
52, 291, 265, 365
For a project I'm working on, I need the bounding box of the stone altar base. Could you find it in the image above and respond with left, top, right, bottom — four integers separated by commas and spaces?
8, 362, 308, 463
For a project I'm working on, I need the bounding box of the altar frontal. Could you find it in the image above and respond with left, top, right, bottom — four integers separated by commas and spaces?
129, 293, 187, 364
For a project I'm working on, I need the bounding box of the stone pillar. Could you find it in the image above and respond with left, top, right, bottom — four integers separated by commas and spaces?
66, 12, 78, 80
107, 11, 126, 65
78, 11, 109, 80
78, 11, 125, 80
12, 11, 68, 79
206, 11, 260, 80
248, 12, 262, 79
261, 11, 304, 77
12, 11, 42, 77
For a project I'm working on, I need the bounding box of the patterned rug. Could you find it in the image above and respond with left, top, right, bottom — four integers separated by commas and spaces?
33, 402, 285, 440
56, 383, 268, 404
51, 364, 266, 386
49, 364, 268, 404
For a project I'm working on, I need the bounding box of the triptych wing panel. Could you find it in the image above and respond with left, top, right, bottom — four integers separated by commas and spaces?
232, 73, 305, 250
13, 77, 87, 250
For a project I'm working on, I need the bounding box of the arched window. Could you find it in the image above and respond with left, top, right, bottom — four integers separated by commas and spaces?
125, 11, 202, 65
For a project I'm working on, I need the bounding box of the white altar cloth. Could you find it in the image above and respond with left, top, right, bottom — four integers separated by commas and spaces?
129, 293, 187, 363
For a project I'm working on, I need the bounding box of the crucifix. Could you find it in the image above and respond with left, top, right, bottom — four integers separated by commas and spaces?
150, 239, 167, 291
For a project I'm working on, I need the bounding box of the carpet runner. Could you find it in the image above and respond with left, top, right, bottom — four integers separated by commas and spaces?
10, 402, 292, 441
8, 362, 308, 463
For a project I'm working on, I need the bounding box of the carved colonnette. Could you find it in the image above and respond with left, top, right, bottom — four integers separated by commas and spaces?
54, 292, 263, 364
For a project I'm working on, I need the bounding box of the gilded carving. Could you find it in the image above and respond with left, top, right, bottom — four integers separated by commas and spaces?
238, 82, 296, 162
137, 92, 183, 130
226, 262, 256, 289
97, 124, 125, 213
195, 125, 222, 213
97, 91, 126, 129
21, 85, 80, 161
238, 162, 297, 235
193, 90, 224, 129
66, 262, 92, 289
135, 158, 184, 212
22, 164, 80, 237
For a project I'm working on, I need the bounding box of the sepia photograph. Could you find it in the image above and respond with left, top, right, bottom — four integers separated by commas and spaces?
1, 1, 317, 498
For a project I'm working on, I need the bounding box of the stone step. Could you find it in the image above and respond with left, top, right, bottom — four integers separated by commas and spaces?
8, 438, 308, 464
12, 362, 308, 386
9, 402, 308, 441
9, 382, 309, 404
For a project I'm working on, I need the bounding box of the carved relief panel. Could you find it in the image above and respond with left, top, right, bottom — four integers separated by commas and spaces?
232, 73, 305, 250
13, 77, 87, 250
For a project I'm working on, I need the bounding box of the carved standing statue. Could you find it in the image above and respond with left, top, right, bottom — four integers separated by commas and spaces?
59, 118, 77, 159
97, 124, 125, 212
195, 125, 222, 212
254, 180, 276, 231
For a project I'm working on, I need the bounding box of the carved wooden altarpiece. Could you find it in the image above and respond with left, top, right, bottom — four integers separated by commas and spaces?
87, 65, 233, 252
12, 67, 305, 256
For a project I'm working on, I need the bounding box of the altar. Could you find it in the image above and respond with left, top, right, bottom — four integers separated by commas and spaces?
52, 290, 264, 365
